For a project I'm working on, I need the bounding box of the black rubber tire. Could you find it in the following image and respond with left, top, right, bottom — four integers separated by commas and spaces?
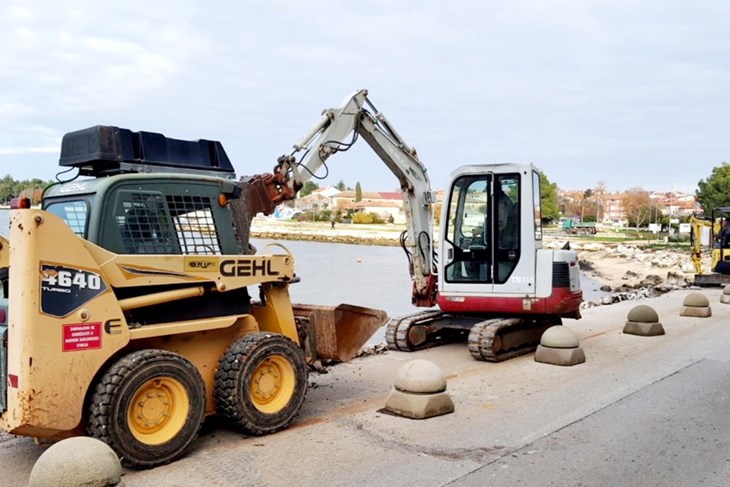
87, 349, 206, 469
214, 333, 308, 435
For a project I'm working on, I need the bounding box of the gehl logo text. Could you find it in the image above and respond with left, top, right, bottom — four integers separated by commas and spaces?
220, 259, 280, 277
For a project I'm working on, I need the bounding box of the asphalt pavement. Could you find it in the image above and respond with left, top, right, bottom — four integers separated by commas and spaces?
2, 288, 730, 486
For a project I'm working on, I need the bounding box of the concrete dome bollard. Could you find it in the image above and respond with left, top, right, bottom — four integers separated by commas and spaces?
680, 292, 712, 318
29, 436, 123, 487
534, 326, 585, 366
623, 305, 665, 336
383, 359, 454, 419
721, 285, 730, 304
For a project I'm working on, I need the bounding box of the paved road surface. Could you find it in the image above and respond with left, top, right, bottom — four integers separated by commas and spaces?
2, 288, 729, 486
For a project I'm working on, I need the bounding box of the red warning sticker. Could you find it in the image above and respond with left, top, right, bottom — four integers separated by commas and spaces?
63, 322, 102, 352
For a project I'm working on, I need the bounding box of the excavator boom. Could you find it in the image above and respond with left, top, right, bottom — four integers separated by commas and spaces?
245, 89, 438, 306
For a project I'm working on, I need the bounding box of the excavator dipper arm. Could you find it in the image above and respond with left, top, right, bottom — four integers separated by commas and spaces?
244, 89, 438, 306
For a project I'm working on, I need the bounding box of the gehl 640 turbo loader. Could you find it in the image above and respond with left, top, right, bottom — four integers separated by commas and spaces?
0, 126, 386, 468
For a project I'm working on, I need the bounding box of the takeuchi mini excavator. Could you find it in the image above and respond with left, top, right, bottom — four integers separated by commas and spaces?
248, 89, 583, 362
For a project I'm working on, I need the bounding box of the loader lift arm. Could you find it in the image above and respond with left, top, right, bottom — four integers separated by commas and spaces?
248, 89, 437, 306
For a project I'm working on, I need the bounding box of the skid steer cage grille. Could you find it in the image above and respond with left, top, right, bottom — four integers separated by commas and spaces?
114, 192, 223, 255
0, 324, 7, 413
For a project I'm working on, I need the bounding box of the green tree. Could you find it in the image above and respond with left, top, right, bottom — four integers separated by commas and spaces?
696, 162, 730, 213
335, 180, 347, 191
538, 172, 559, 223
355, 182, 362, 202
0, 175, 52, 205
0, 175, 15, 204
299, 181, 319, 197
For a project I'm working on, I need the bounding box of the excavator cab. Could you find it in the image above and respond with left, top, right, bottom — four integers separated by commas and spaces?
438, 164, 579, 309
441, 170, 522, 287
388, 163, 583, 361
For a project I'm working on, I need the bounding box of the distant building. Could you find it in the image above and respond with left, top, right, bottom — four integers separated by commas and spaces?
602, 192, 626, 225
351, 199, 404, 223
558, 187, 698, 227
278, 186, 408, 222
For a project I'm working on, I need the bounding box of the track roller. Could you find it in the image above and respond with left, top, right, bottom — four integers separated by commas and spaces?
468, 317, 561, 362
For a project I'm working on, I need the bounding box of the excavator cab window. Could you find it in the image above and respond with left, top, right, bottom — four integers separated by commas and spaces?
532, 170, 543, 241
495, 175, 520, 283
444, 176, 490, 283
444, 173, 521, 285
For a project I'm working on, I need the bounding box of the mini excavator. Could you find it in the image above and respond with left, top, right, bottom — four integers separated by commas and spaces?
245, 89, 583, 362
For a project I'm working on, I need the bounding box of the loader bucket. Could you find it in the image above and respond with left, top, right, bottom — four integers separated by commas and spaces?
293, 304, 388, 363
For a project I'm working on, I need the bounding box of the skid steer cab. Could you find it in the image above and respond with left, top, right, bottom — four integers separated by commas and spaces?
0, 126, 385, 468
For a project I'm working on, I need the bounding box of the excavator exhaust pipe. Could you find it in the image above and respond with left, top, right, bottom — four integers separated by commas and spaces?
293, 304, 388, 363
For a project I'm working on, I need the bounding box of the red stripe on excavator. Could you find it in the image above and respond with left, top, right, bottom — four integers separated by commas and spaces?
9, 374, 18, 388
437, 287, 583, 316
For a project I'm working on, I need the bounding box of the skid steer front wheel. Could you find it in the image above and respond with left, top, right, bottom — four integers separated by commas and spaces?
214, 333, 308, 435
87, 350, 206, 469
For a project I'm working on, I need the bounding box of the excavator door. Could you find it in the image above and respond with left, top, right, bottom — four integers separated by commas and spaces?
440, 166, 537, 299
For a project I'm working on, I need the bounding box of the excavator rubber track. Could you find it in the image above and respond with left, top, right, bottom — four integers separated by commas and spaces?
386, 311, 561, 362
385, 310, 473, 352
467, 317, 561, 362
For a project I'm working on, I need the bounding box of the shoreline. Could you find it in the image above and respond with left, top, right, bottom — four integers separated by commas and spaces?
251, 217, 404, 247
251, 217, 697, 291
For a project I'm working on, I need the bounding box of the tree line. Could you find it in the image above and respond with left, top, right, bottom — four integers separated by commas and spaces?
0, 175, 53, 206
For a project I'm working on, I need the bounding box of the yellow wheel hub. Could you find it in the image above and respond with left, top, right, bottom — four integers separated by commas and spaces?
249, 355, 295, 414
128, 377, 190, 445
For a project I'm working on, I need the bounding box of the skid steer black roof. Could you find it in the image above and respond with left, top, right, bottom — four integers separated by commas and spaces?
59, 125, 236, 178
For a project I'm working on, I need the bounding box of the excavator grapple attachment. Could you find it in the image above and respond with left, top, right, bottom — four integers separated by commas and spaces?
293, 304, 388, 363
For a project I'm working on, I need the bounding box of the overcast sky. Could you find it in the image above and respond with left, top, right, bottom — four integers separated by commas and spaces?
1, 0, 728, 194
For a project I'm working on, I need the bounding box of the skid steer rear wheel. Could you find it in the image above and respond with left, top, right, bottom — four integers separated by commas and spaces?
214, 333, 308, 435
87, 349, 206, 469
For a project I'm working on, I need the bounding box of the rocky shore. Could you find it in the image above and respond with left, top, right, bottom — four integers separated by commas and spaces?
544, 239, 698, 309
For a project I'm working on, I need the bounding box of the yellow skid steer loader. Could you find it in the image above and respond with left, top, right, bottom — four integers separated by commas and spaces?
0, 126, 385, 468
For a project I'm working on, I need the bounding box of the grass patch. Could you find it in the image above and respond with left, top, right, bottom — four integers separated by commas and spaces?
644, 242, 691, 250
